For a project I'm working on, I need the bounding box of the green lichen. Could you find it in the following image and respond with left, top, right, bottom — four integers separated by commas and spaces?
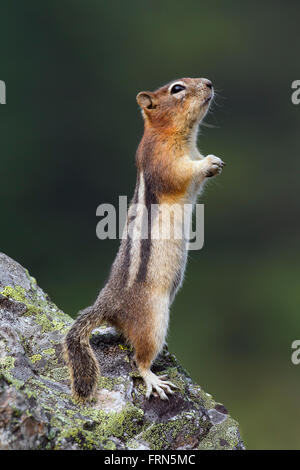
35, 314, 54, 332
81, 404, 144, 446
1, 280, 71, 335
1, 285, 26, 302
0, 356, 16, 369
52, 319, 69, 333
29, 275, 37, 287
1, 372, 24, 390
97, 375, 124, 391
103, 441, 117, 450
65, 409, 76, 418
24, 388, 38, 399
43, 348, 55, 356
165, 367, 186, 394
0, 339, 10, 354
0, 262, 243, 450
1, 285, 45, 318
138, 413, 205, 450
202, 393, 215, 409
56, 426, 98, 450
48, 366, 69, 382
118, 344, 131, 351
198, 417, 240, 450
50, 403, 144, 450
30, 354, 42, 363
0, 356, 24, 390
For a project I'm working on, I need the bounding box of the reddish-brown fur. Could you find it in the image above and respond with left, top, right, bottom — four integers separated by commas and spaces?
63, 77, 222, 402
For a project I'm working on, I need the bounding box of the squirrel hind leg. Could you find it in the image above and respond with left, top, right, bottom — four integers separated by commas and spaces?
128, 313, 177, 400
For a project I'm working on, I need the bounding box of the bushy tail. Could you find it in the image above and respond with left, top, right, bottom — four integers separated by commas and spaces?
63, 305, 104, 402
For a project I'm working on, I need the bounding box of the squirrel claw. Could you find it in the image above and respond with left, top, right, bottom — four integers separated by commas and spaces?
142, 370, 176, 400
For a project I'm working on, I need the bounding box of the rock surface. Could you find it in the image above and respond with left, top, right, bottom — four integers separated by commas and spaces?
0, 253, 245, 450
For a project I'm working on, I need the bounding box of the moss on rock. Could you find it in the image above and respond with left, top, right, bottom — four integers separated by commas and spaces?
0, 252, 245, 450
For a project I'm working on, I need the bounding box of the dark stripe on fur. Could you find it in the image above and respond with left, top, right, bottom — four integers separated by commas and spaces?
136, 172, 158, 283
120, 178, 140, 287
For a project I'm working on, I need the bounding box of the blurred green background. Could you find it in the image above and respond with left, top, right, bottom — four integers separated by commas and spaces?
1, 0, 300, 449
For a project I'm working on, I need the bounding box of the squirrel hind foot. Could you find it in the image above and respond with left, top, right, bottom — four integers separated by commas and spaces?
140, 370, 177, 400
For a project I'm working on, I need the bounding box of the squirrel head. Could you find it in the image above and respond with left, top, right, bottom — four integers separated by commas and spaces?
136, 77, 213, 139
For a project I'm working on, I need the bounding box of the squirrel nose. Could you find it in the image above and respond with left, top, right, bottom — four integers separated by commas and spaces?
201, 78, 212, 89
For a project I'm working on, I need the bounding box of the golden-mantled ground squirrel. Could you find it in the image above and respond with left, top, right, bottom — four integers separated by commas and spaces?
64, 77, 225, 402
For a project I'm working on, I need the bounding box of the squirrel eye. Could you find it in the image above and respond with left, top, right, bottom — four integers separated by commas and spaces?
170, 84, 186, 94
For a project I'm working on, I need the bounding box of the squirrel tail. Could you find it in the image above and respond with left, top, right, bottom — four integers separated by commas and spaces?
63, 304, 104, 402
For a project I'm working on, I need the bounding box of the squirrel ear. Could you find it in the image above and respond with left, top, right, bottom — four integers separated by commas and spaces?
136, 92, 157, 110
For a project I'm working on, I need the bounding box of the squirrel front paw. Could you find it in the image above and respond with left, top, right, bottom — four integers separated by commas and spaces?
203, 154, 226, 177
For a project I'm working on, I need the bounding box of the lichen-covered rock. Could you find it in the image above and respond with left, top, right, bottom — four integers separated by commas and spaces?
0, 253, 245, 450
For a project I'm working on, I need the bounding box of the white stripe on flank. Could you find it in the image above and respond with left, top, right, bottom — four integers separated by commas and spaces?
126, 173, 145, 288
